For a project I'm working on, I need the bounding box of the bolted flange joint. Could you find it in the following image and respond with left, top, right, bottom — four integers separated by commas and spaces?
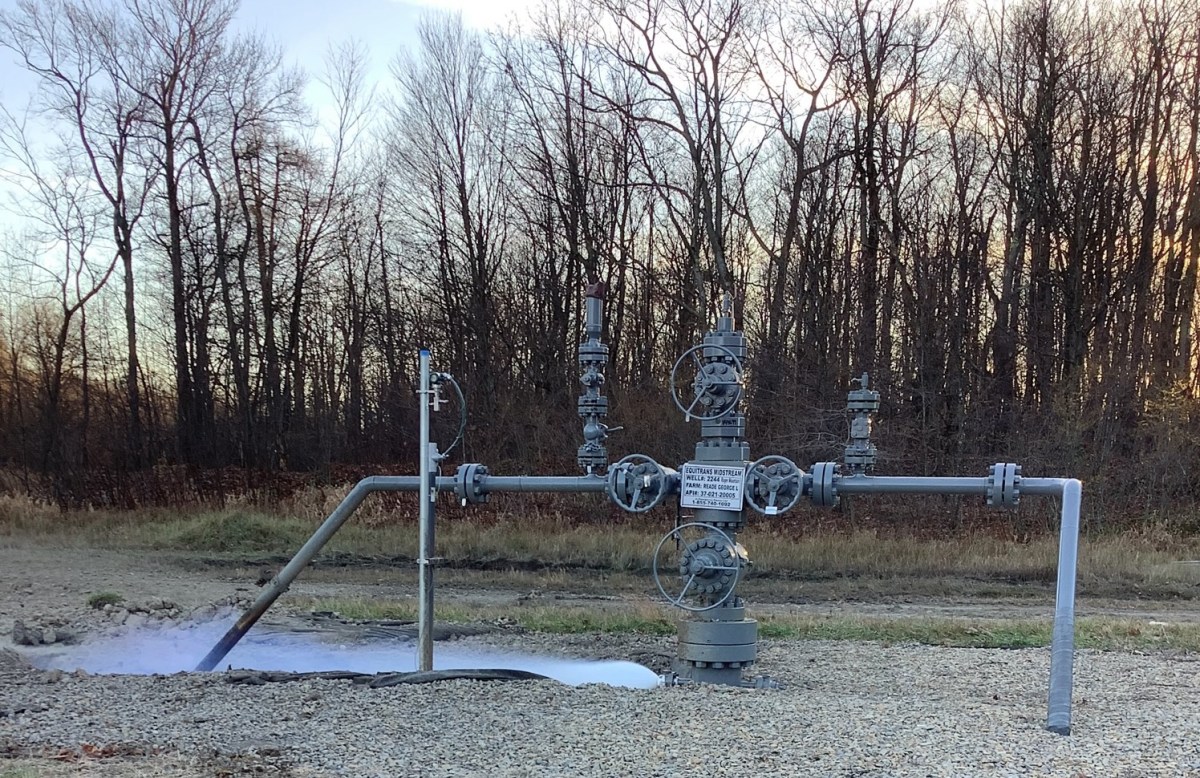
454, 463, 490, 506
986, 462, 1021, 509
810, 462, 840, 508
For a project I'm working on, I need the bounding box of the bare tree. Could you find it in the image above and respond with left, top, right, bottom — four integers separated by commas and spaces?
120, 0, 237, 465
590, 0, 759, 343
1, 0, 158, 467
0, 114, 117, 503
388, 14, 514, 413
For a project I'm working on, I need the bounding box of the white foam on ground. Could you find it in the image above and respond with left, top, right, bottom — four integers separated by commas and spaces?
38, 618, 661, 689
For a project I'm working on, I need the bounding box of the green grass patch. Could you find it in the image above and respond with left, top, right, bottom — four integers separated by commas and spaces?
0, 769, 41, 778
0, 768, 41, 778
295, 595, 1200, 651
298, 596, 677, 636
159, 511, 309, 553
513, 608, 676, 636
756, 615, 1051, 647
757, 613, 1200, 651
86, 591, 124, 609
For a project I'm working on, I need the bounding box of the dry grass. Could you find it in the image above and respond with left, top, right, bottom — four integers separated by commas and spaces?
1, 494, 1198, 599
748, 527, 1200, 591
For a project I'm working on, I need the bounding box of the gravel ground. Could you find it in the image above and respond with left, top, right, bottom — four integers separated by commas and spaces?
1, 546, 1198, 776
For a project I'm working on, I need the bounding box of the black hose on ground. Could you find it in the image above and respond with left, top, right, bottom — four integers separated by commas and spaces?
222, 668, 554, 687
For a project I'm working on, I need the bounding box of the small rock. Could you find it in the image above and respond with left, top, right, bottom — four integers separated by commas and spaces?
0, 702, 49, 718
233, 741, 284, 757
0, 648, 33, 672
41, 628, 57, 645
12, 620, 40, 646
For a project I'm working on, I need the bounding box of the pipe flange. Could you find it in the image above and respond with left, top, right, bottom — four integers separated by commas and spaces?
810, 462, 840, 508
744, 456, 804, 515
454, 463, 490, 505
680, 537, 739, 596
986, 462, 1021, 509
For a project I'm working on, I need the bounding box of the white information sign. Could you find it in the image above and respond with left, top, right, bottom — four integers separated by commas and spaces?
679, 463, 747, 510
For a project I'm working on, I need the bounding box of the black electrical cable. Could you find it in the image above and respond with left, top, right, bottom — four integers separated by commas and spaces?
437, 373, 467, 458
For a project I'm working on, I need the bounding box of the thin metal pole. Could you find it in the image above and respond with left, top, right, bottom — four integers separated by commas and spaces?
417, 350, 435, 673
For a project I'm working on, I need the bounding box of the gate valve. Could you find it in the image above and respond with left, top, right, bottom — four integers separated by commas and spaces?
669, 344, 743, 422
652, 522, 746, 612
606, 454, 673, 513
744, 455, 804, 515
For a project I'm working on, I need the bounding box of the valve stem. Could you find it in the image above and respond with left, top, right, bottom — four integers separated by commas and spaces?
577, 282, 610, 474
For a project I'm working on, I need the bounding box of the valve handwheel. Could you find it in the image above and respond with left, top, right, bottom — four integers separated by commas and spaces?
606, 454, 670, 513
669, 344, 743, 421
652, 522, 744, 612
744, 455, 803, 515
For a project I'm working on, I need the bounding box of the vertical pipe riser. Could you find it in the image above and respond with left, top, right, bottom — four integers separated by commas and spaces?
1046, 479, 1082, 734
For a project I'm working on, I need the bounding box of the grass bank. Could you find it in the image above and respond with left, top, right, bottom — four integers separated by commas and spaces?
294, 594, 1200, 652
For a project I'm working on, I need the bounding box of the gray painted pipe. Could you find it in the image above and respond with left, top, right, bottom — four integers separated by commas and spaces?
833, 473, 1082, 735
198, 466, 1083, 736
835, 475, 989, 495
835, 475, 1071, 497
195, 472, 607, 671
480, 475, 608, 493
195, 476, 422, 671
1046, 478, 1082, 735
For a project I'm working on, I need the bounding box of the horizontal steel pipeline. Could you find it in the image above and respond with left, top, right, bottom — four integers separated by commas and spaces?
833, 475, 1071, 497
479, 475, 608, 493
418, 475, 609, 493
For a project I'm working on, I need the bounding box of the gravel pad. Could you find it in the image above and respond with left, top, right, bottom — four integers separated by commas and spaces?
2, 637, 1198, 777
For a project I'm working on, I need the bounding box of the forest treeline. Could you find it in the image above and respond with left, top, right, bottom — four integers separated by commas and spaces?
0, 0, 1198, 521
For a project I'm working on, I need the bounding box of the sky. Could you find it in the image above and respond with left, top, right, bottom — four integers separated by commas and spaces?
0, 0, 535, 111
0, 0, 535, 237
230, 0, 531, 89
